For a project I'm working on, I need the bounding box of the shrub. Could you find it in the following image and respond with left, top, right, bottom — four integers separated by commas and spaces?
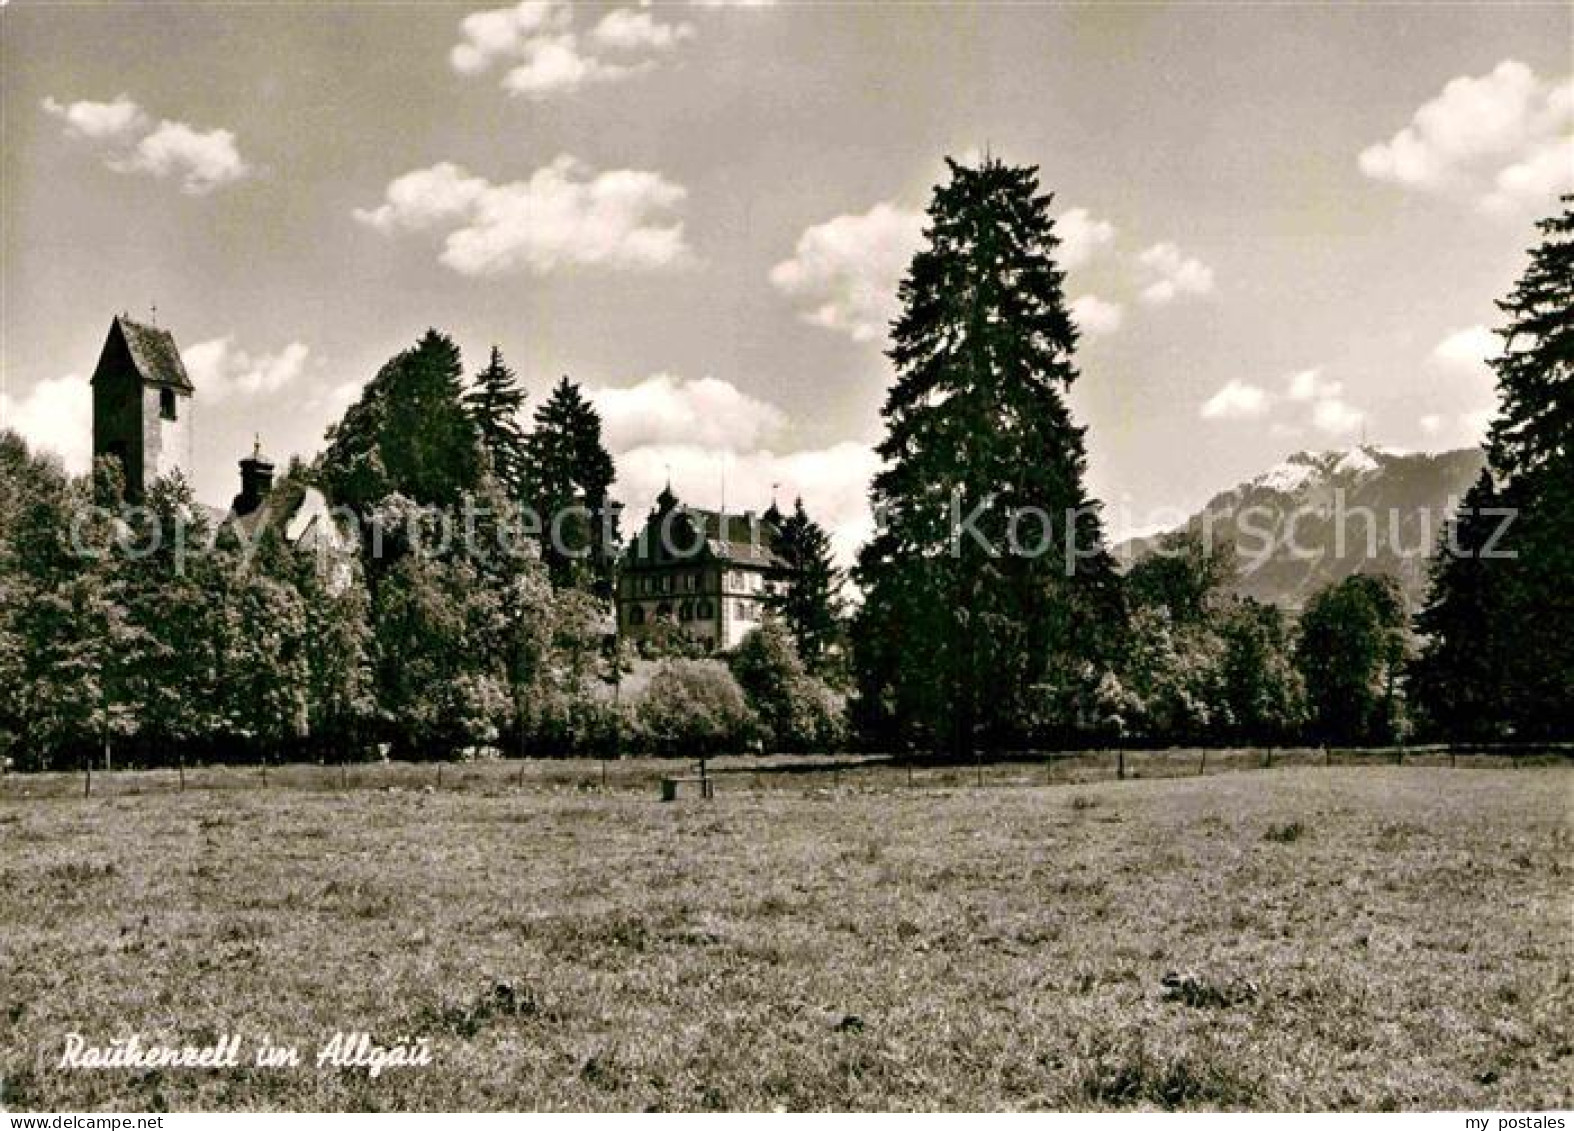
729, 620, 848, 752
634, 659, 757, 757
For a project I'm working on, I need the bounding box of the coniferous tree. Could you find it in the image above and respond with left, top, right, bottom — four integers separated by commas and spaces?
464, 346, 530, 498
852, 156, 1121, 756
1483, 197, 1573, 737
525, 376, 619, 596
768, 498, 843, 675
321, 330, 482, 516
1410, 197, 1572, 740
1409, 471, 1513, 740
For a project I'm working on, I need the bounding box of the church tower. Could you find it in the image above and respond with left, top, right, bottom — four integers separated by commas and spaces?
91, 314, 194, 499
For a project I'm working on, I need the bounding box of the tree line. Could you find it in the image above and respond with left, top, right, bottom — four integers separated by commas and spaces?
0, 161, 1566, 771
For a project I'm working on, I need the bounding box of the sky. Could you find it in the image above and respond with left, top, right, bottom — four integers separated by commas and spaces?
2, 0, 1570, 558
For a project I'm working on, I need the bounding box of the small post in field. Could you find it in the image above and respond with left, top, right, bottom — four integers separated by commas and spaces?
518, 759, 527, 787
83, 753, 92, 798
178, 756, 185, 793
436, 763, 443, 790
1325, 745, 1331, 767
1264, 748, 1273, 769
1450, 747, 1457, 769
908, 762, 914, 787
601, 759, 608, 790
1198, 749, 1207, 776
340, 762, 348, 790
1116, 749, 1125, 781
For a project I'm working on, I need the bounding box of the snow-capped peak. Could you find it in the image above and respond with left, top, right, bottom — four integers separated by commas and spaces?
1252, 458, 1320, 494
1332, 447, 1380, 476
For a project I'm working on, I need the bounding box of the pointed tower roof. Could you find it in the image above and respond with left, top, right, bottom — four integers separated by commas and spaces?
93, 315, 194, 393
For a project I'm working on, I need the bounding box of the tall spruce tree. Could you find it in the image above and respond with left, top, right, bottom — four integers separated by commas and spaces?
768, 498, 843, 674
320, 329, 481, 515
525, 376, 619, 596
1411, 197, 1572, 740
1484, 197, 1573, 737
1410, 471, 1513, 740
852, 156, 1120, 756
464, 346, 530, 498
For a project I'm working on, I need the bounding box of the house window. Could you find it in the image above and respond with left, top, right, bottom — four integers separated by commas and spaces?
696, 599, 713, 619
629, 604, 646, 626
679, 601, 693, 622
159, 387, 178, 421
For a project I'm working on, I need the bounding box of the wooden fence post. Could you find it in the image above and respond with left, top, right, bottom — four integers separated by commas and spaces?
436, 763, 442, 790
1116, 749, 1125, 781
178, 756, 185, 793
83, 753, 92, 798
1198, 749, 1207, 776
1264, 748, 1273, 769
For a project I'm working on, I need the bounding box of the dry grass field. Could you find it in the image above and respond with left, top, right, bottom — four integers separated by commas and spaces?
2, 759, 1570, 1111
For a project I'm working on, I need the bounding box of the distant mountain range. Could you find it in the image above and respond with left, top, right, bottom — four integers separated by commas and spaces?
1114, 446, 1488, 611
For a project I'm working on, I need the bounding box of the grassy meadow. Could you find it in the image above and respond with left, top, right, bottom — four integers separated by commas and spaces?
1, 757, 1570, 1111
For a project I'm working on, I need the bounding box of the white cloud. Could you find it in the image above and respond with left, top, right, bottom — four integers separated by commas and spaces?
0, 374, 93, 475
1056, 207, 1116, 269
1419, 410, 1493, 450
500, 34, 644, 98
1419, 326, 1500, 449
452, 0, 686, 98
118, 121, 249, 195
1311, 396, 1365, 437
352, 162, 489, 233
1430, 324, 1500, 372
1069, 294, 1123, 338
591, 8, 694, 52
1137, 241, 1215, 305
769, 202, 925, 343
1482, 134, 1574, 214
1285, 367, 1344, 402
589, 373, 787, 454
1200, 379, 1270, 421
450, 0, 567, 73
42, 95, 250, 195
41, 94, 146, 141
1359, 60, 1573, 212
185, 337, 311, 403
355, 156, 690, 276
